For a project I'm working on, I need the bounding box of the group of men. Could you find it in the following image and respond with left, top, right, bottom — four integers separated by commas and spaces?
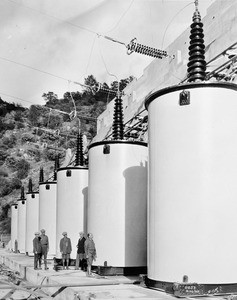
33, 230, 97, 276
32, 229, 49, 270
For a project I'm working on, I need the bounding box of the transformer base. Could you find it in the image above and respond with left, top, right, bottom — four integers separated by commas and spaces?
145, 277, 237, 297
97, 265, 147, 276
53, 257, 76, 271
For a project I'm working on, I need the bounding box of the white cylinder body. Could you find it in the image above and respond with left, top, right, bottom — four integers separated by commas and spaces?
39, 182, 57, 258
88, 141, 148, 267
17, 198, 26, 253
10, 204, 18, 251
56, 167, 88, 258
25, 192, 39, 256
146, 82, 237, 284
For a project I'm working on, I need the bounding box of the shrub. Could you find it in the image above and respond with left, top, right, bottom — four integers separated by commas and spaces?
21, 133, 37, 143
26, 148, 41, 161
16, 159, 30, 179
0, 178, 12, 196
0, 168, 8, 177
2, 134, 16, 148
10, 178, 22, 189
5, 156, 18, 171
0, 150, 9, 165
42, 148, 57, 161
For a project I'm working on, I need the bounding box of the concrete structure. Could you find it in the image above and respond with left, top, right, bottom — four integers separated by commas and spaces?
88, 141, 147, 271
17, 198, 26, 254
56, 167, 88, 259
39, 182, 57, 258
0, 248, 172, 300
95, 0, 237, 142
10, 203, 18, 252
25, 192, 39, 256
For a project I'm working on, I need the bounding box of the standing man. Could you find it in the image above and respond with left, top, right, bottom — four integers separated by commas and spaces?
40, 229, 49, 270
75, 232, 86, 270
84, 233, 96, 277
60, 232, 72, 270
33, 232, 42, 270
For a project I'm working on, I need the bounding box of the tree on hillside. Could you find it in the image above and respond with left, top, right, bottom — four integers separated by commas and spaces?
28, 105, 48, 126
42, 92, 58, 106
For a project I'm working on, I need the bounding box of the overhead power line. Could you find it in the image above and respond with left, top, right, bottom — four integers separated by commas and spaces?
6, 0, 170, 59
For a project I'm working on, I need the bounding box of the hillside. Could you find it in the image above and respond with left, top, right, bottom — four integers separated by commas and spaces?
0, 75, 134, 233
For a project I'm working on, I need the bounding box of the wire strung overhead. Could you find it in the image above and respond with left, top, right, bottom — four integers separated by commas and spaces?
6, 0, 170, 60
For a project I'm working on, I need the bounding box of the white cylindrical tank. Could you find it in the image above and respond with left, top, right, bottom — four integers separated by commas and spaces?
56, 167, 88, 259
10, 203, 18, 252
25, 192, 39, 256
145, 82, 237, 284
39, 181, 57, 258
88, 140, 147, 269
17, 198, 26, 253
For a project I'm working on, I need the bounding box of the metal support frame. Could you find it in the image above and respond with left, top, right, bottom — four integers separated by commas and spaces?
144, 276, 237, 298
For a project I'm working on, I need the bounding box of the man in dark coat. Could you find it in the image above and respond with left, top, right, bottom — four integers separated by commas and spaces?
33, 232, 42, 270
60, 232, 72, 270
75, 232, 86, 270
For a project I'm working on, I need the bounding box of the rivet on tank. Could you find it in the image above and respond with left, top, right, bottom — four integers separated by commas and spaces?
145, 0, 237, 296
56, 132, 88, 261
25, 178, 39, 256
38, 157, 58, 258
17, 186, 26, 254
88, 81, 148, 276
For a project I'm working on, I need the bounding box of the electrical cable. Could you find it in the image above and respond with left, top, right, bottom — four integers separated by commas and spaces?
5, 0, 169, 59
84, 34, 97, 78
98, 38, 120, 96
0, 55, 96, 93
0, 56, 71, 82
6, 0, 98, 35
161, 1, 193, 49
103, 0, 135, 34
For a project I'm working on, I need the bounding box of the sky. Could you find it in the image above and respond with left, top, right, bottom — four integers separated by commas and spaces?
0, 0, 215, 108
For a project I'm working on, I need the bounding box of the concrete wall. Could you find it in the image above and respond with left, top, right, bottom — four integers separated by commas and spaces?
94, 0, 237, 142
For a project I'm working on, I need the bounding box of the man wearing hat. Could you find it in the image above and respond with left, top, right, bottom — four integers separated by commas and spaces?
60, 232, 72, 270
40, 229, 49, 270
33, 232, 42, 270
75, 232, 86, 270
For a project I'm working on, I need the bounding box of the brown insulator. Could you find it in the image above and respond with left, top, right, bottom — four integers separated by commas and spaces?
112, 96, 124, 140
20, 186, 25, 200
39, 167, 44, 183
75, 133, 84, 166
187, 3, 206, 82
53, 154, 60, 181
28, 178, 33, 193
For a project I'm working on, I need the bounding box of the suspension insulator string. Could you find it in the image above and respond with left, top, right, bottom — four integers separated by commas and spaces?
127, 38, 168, 59
101, 34, 170, 59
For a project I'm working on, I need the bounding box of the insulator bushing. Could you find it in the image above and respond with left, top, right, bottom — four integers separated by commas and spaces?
112, 97, 124, 140
28, 178, 33, 193
75, 133, 84, 166
20, 186, 25, 200
39, 167, 44, 183
187, 9, 206, 82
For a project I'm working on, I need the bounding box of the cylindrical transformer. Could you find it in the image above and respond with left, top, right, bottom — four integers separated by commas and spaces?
25, 192, 39, 256
39, 181, 57, 258
145, 82, 237, 285
56, 167, 88, 259
10, 203, 18, 252
88, 140, 147, 271
17, 198, 26, 253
